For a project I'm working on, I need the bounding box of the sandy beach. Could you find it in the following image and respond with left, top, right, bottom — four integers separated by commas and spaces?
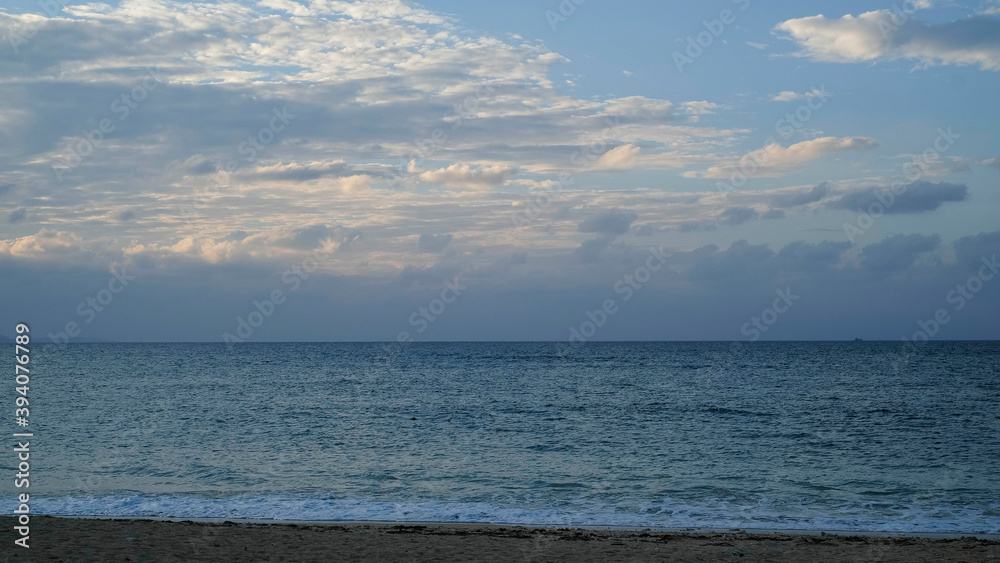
2, 516, 997, 562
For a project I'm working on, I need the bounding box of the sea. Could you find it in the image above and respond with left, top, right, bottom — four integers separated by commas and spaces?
11, 341, 1000, 534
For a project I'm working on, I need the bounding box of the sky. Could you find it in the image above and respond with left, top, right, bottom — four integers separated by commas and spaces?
0, 0, 998, 342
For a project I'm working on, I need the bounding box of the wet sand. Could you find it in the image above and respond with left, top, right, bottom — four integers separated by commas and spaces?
2, 516, 998, 562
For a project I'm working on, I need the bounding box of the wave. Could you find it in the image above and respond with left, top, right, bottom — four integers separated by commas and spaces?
31, 494, 1000, 534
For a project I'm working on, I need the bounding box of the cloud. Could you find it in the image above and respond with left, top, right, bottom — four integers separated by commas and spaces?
5, 229, 1000, 341
578, 208, 638, 235
688, 240, 774, 281
0, 0, 996, 344
221, 230, 249, 242
8, 207, 26, 223
719, 207, 758, 226
0, 0, 716, 201
503, 251, 527, 266
248, 161, 358, 182
677, 220, 717, 233
859, 234, 940, 272
591, 144, 640, 170
680, 101, 719, 122
397, 261, 466, 287
771, 88, 830, 102
632, 223, 658, 236
830, 181, 968, 214
772, 91, 805, 102
267, 225, 350, 251
602, 96, 673, 119
987, 157, 1000, 171
775, 240, 850, 270
776, 11, 1000, 70
899, 154, 973, 177
0, 0, 744, 284
770, 182, 831, 208
687, 235, 933, 283
337, 175, 375, 194
120, 224, 359, 265
700, 137, 878, 179
259, 0, 314, 16
680, 239, 852, 284
417, 233, 453, 253
172, 156, 218, 176
0, 229, 86, 258
952, 231, 1000, 267
416, 163, 514, 189
574, 236, 613, 263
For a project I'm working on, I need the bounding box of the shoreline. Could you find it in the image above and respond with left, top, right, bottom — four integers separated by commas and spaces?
49, 515, 1000, 540
4, 516, 998, 562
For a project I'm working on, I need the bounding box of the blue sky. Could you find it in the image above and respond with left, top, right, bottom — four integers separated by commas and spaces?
0, 0, 999, 342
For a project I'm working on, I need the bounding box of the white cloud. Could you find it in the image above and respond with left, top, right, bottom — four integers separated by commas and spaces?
0, 229, 85, 258
119, 223, 358, 265
258, 0, 313, 16
776, 10, 1000, 70
337, 174, 374, 194
0, 0, 896, 284
892, 154, 972, 177
771, 88, 829, 102
0, 0, 727, 195
601, 96, 673, 119
591, 144, 640, 171
698, 137, 879, 179
414, 163, 515, 189
680, 101, 718, 122
772, 91, 804, 102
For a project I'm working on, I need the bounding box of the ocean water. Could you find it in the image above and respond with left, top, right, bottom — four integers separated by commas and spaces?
11, 341, 1000, 533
